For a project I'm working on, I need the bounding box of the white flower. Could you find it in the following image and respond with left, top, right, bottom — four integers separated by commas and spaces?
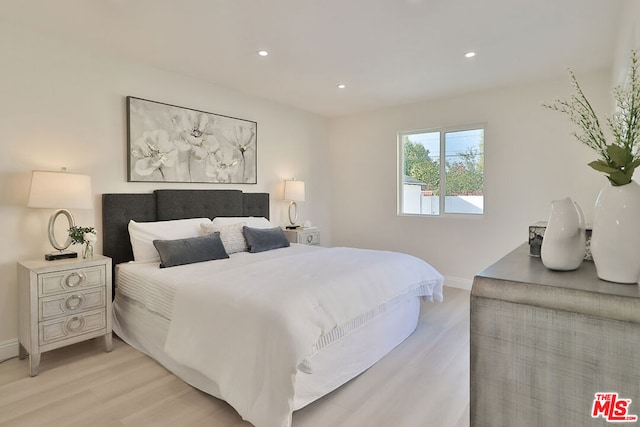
131, 129, 177, 177
230, 124, 256, 155
177, 111, 210, 148
83, 232, 97, 243
205, 145, 241, 182
544, 50, 640, 186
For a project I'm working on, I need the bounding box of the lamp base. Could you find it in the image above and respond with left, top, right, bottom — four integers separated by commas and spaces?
45, 251, 78, 261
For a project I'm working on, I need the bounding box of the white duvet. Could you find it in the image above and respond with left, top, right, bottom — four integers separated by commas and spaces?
163, 246, 444, 427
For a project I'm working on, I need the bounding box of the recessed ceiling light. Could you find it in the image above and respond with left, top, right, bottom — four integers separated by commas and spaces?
337, 83, 346, 89
465, 51, 476, 58
258, 50, 269, 57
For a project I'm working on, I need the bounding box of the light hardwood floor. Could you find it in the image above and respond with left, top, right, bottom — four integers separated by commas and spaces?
0, 286, 470, 427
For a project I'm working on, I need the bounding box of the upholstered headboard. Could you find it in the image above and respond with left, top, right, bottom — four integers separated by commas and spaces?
102, 189, 269, 281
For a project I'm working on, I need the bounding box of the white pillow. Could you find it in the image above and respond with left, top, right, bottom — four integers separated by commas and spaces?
211, 216, 274, 229
200, 221, 248, 254
128, 218, 212, 263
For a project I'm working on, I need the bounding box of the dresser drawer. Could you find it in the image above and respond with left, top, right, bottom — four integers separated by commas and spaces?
39, 288, 106, 321
38, 265, 106, 296
299, 231, 320, 245
283, 228, 321, 246
39, 309, 106, 345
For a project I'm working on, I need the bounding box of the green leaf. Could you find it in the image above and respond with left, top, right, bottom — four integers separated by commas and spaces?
608, 169, 634, 186
607, 144, 632, 166
588, 160, 619, 174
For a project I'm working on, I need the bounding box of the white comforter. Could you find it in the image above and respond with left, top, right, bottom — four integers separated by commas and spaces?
163, 246, 444, 427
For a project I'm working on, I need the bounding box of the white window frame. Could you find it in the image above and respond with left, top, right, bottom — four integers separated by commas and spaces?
397, 124, 485, 217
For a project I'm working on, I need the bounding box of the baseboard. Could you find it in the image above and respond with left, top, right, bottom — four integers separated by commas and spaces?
444, 276, 473, 291
0, 338, 19, 362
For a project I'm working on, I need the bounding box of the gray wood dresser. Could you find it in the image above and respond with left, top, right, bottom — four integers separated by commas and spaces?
471, 243, 640, 426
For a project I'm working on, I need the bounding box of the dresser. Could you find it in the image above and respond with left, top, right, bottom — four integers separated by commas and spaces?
283, 227, 321, 246
17, 255, 112, 376
471, 244, 640, 426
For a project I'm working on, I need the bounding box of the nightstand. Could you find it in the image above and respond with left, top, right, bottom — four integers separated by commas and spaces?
283, 227, 321, 246
17, 255, 112, 376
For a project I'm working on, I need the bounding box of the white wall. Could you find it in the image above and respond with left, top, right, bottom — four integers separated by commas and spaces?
0, 22, 332, 355
328, 70, 611, 287
612, 0, 640, 86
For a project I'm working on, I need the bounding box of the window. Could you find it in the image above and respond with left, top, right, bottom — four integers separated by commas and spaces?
398, 125, 484, 216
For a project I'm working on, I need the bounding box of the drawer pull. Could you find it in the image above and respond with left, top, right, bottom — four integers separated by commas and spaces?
307, 235, 313, 243
64, 294, 85, 311
65, 316, 86, 332
64, 272, 86, 288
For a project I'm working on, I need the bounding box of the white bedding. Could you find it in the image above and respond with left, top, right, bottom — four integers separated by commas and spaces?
156, 245, 444, 427
112, 290, 422, 411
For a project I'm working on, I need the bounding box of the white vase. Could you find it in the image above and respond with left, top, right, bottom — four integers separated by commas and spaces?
541, 197, 586, 271
591, 181, 640, 284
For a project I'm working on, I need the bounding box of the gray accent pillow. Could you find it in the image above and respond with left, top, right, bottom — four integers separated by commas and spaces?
153, 232, 229, 268
243, 226, 290, 253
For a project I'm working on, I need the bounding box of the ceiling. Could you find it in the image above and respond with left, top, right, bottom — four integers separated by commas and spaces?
2, 0, 624, 117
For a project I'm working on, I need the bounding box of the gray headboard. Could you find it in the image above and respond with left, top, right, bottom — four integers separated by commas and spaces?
102, 189, 269, 284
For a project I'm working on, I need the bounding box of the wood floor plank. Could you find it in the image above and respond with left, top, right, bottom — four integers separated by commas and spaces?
120, 388, 224, 427
0, 286, 470, 427
0, 345, 154, 423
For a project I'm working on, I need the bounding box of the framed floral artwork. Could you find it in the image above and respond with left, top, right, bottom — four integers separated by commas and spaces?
126, 96, 257, 184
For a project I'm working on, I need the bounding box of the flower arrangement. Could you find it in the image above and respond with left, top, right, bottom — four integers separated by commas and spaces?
543, 50, 640, 186
68, 226, 97, 245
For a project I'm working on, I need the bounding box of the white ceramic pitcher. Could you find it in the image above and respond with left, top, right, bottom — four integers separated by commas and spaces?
541, 197, 586, 271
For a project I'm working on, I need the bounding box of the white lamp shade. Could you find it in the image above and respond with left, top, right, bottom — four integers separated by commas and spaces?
284, 180, 305, 202
28, 170, 93, 210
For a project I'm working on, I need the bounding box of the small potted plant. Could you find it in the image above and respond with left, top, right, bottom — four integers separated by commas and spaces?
69, 226, 97, 258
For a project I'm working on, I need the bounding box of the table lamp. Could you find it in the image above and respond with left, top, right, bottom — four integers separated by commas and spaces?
27, 169, 93, 260
283, 179, 305, 229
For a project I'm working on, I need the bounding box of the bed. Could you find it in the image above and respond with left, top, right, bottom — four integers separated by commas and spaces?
102, 189, 444, 427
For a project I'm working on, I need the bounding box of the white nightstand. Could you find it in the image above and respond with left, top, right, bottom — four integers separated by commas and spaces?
17, 255, 113, 376
283, 227, 321, 246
